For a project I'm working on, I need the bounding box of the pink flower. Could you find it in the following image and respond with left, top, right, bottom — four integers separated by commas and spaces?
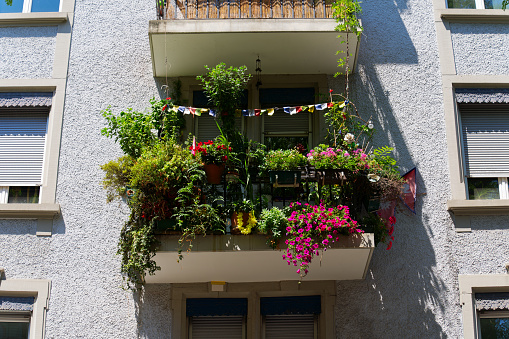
389, 216, 396, 225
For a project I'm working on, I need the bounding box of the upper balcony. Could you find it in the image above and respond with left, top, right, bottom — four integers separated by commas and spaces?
148, 0, 361, 77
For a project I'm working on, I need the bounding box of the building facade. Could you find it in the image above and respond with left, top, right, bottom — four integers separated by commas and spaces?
0, 0, 508, 337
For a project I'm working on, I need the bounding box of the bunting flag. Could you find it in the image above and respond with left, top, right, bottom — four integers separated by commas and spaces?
401, 167, 417, 214
173, 102, 335, 117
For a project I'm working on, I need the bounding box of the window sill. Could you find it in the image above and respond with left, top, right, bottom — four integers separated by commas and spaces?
439, 9, 509, 23
0, 203, 60, 219
0, 12, 67, 26
448, 199, 509, 215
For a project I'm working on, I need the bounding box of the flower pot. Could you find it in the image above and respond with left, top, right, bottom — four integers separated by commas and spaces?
226, 170, 240, 184
231, 211, 250, 235
204, 163, 225, 184
268, 170, 301, 188
316, 168, 351, 185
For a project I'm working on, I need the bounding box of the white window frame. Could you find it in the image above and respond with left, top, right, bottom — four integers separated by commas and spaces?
0, 279, 51, 339
446, 0, 504, 9
459, 275, 509, 339
11, 0, 62, 13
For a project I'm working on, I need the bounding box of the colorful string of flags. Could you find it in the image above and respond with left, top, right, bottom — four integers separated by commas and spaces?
167, 102, 336, 117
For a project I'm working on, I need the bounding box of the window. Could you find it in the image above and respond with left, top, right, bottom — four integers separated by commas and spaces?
186, 298, 247, 339
171, 281, 335, 339
0, 0, 61, 13
261, 296, 320, 339
456, 89, 509, 200
447, 0, 506, 9
191, 90, 246, 142
260, 88, 315, 150
0, 297, 33, 339
0, 279, 50, 339
0, 93, 51, 204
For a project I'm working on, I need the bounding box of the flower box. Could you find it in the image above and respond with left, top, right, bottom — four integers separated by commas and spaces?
268, 170, 301, 187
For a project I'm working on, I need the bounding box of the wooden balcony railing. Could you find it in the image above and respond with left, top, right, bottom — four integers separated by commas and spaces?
159, 0, 335, 20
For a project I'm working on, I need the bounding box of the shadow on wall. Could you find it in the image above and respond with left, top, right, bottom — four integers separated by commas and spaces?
334, 0, 451, 337
0, 215, 65, 236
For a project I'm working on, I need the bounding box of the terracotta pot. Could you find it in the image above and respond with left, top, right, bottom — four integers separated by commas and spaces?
204, 163, 225, 184
231, 211, 250, 234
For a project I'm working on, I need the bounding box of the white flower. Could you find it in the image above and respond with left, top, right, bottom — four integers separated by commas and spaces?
368, 173, 380, 182
344, 133, 355, 144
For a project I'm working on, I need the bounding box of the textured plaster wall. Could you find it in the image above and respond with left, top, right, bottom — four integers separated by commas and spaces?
451, 23, 509, 75
0, 26, 56, 79
329, 0, 462, 337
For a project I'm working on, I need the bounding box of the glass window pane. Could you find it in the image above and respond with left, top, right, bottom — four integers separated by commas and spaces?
0, 322, 30, 339
484, 0, 505, 9
468, 178, 500, 200
8, 186, 40, 203
480, 317, 509, 339
0, 0, 23, 13
31, 0, 59, 12
447, 0, 476, 8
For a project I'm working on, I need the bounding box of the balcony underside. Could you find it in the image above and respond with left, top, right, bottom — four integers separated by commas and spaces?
145, 233, 374, 283
149, 19, 360, 77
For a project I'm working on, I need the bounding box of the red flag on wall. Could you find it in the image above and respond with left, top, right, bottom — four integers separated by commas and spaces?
401, 167, 416, 214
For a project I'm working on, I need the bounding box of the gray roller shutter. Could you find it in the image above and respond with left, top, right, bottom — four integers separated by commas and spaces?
190, 316, 244, 339
196, 114, 241, 142
264, 111, 309, 135
0, 113, 48, 186
459, 104, 509, 177
264, 314, 316, 339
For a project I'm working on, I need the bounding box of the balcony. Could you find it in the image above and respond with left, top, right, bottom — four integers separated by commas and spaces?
145, 232, 374, 283
148, 0, 361, 77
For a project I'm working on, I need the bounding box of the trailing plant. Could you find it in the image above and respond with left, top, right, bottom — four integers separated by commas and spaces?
283, 202, 364, 277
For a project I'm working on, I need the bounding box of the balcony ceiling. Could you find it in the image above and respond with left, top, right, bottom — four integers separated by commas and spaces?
149, 19, 360, 77
145, 233, 374, 283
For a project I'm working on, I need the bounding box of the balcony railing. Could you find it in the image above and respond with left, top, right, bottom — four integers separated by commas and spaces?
158, 0, 335, 20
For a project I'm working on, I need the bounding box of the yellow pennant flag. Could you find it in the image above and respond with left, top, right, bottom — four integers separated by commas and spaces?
308, 105, 315, 113
267, 108, 275, 116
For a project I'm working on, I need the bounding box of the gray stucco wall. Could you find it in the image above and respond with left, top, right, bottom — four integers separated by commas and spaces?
451, 23, 509, 75
1, 0, 509, 338
0, 26, 56, 79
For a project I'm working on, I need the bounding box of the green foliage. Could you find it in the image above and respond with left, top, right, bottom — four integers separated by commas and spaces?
333, 0, 363, 37
101, 106, 155, 158
118, 217, 159, 288
5, 0, 12, 5
325, 101, 373, 148
332, 0, 363, 75
370, 146, 399, 178
101, 97, 184, 158
258, 207, 289, 248
196, 63, 251, 138
262, 149, 306, 171
100, 156, 134, 202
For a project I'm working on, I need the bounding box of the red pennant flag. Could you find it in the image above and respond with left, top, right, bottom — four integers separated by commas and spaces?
401, 168, 416, 214
189, 107, 196, 115
254, 109, 261, 116
327, 102, 334, 108
296, 106, 302, 113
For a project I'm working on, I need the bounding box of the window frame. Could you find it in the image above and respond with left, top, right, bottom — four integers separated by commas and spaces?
444, 81, 509, 217
0, 0, 62, 14
171, 280, 336, 339
446, 0, 505, 9
0, 279, 51, 339
179, 74, 328, 148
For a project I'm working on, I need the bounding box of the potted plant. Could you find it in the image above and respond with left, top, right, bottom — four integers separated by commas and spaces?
257, 207, 289, 248
262, 149, 306, 187
192, 137, 232, 184
197, 63, 251, 141
230, 200, 257, 235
